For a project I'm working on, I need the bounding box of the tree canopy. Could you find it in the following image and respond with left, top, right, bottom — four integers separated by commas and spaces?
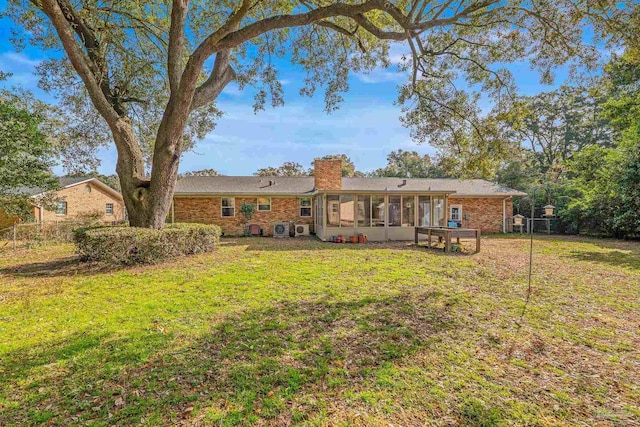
310, 154, 363, 177
369, 150, 448, 178
561, 50, 640, 237
180, 168, 221, 177
255, 162, 308, 177
0, 93, 57, 217
4, 0, 633, 227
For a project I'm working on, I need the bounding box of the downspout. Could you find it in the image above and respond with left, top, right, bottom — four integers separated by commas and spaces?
171, 199, 175, 224
503, 198, 506, 233
502, 197, 512, 233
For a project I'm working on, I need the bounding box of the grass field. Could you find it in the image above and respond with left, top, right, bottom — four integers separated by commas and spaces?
0, 235, 639, 426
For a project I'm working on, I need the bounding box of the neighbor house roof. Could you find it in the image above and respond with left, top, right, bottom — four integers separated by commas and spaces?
174, 176, 526, 197
19, 177, 122, 200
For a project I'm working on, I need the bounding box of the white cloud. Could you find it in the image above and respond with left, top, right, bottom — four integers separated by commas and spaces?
1, 51, 42, 67
0, 51, 43, 92
221, 82, 243, 97
355, 69, 407, 84
178, 98, 436, 175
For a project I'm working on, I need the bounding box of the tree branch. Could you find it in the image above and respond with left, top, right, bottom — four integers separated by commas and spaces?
191, 49, 237, 110
316, 20, 367, 52
201, 0, 398, 54
38, 0, 120, 124
168, 0, 189, 94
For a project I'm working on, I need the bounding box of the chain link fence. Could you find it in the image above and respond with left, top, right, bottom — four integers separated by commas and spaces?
504, 216, 560, 234
0, 220, 126, 252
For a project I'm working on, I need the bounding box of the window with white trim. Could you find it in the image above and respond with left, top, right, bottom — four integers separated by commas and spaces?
300, 197, 312, 217
221, 197, 235, 217
450, 204, 462, 222
257, 197, 271, 211
106, 203, 114, 215
56, 201, 67, 216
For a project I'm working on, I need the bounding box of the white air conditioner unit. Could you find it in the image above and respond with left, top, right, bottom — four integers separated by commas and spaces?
273, 222, 289, 238
294, 224, 309, 237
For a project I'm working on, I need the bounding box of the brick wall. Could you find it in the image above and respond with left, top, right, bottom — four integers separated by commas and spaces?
173, 196, 314, 236
448, 197, 512, 233
0, 210, 19, 229
314, 159, 342, 190
39, 181, 125, 223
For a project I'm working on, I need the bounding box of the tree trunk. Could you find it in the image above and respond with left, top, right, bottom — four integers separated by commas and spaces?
110, 109, 185, 229
110, 118, 172, 229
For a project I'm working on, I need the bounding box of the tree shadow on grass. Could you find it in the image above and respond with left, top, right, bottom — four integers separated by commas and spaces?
0, 292, 457, 426
563, 249, 640, 271
0, 256, 120, 278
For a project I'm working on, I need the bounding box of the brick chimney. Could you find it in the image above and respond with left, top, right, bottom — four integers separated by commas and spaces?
313, 159, 342, 190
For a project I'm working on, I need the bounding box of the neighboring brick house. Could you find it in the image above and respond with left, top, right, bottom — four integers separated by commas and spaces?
28, 177, 125, 223
172, 159, 525, 240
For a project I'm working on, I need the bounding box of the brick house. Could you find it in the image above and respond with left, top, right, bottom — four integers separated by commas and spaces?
29, 177, 125, 223
172, 159, 525, 240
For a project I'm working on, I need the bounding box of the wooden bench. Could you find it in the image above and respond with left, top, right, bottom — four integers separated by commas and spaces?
414, 227, 481, 253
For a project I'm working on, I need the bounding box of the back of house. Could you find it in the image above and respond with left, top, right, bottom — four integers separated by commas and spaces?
172, 159, 525, 241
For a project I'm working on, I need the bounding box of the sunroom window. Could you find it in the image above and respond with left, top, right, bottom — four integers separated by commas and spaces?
340, 195, 354, 227
357, 195, 371, 227
388, 196, 401, 227
418, 196, 431, 226
371, 196, 385, 227
326, 195, 340, 226
402, 196, 415, 227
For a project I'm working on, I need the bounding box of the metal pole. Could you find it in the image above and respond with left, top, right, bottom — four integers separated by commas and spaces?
528, 188, 536, 301
518, 186, 542, 326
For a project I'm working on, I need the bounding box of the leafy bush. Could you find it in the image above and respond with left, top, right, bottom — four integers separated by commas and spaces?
74, 223, 221, 265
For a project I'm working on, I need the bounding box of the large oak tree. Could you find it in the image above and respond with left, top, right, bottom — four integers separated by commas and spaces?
5, 0, 631, 227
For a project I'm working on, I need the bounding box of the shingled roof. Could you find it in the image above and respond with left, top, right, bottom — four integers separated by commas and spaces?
174, 176, 526, 197
16, 177, 122, 199
175, 176, 316, 195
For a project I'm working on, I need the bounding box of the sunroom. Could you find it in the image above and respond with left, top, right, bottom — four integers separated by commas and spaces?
314, 192, 454, 241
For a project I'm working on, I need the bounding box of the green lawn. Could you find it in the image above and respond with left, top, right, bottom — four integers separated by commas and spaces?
0, 236, 639, 426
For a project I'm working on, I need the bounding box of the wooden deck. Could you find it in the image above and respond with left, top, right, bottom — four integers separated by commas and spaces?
414, 227, 481, 253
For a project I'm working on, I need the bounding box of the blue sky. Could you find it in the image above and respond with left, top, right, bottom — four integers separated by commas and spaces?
0, 3, 577, 176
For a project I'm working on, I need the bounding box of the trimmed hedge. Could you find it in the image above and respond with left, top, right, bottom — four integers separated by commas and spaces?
74, 223, 221, 265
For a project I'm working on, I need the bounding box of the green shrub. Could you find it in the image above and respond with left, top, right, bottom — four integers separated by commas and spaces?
74, 223, 221, 265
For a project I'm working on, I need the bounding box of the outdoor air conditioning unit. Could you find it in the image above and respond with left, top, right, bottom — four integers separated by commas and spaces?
294, 224, 310, 237
273, 222, 289, 238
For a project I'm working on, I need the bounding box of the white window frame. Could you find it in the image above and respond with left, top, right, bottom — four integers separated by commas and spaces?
56, 201, 67, 216
221, 197, 235, 217
257, 197, 271, 212
449, 204, 463, 222
106, 203, 114, 215
299, 197, 312, 217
